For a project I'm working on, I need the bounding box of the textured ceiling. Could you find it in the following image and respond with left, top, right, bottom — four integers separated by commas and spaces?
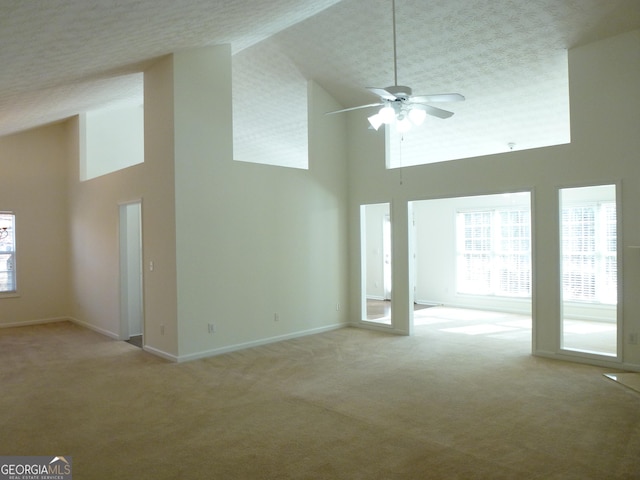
233, 42, 309, 169
0, 0, 341, 136
1, 0, 639, 162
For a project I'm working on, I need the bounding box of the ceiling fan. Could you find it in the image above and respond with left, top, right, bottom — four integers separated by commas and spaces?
326, 0, 464, 132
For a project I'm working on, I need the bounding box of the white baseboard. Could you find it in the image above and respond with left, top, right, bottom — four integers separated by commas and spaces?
68, 317, 119, 340
0, 317, 69, 328
143, 345, 178, 362
414, 300, 443, 307
353, 320, 408, 336
174, 322, 348, 363
413, 298, 444, 307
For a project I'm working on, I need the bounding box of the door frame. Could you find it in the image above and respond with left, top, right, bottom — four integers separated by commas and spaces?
118, 199, 144, 342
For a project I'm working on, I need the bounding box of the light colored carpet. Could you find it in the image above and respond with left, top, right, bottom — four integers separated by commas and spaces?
1, 316, 639, 479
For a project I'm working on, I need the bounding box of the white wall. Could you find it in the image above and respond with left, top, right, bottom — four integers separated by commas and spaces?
67, 118, 148, 340
348, 30, 640, 369
66, 56, 177, 352
81, 104, 144, 180
16, 45, 348, 363
0, 124, 70, 326
147, 47, 349, 361
233, 41, 308, 169
141, 54, 179, 356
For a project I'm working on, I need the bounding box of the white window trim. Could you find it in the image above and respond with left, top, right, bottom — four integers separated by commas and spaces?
0, 211, 17, 295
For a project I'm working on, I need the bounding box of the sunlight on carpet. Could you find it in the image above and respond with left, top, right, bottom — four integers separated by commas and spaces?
441, 324, 520, 335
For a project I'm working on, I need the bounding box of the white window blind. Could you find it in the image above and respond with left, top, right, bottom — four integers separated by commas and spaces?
498, 210, 531, 296
561, 202, 616, 304
457, 208, 531, 297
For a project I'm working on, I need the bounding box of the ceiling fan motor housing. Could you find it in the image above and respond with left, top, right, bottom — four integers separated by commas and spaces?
386, 85, 412, 99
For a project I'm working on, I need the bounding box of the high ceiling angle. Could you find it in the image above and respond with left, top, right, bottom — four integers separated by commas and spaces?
0, 0, 639, 161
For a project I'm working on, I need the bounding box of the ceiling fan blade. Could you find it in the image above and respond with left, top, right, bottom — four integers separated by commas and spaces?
325, 103, 383, 115
410, 93, 465, 103
366, 87, 397, 100
412, 103, 454, 119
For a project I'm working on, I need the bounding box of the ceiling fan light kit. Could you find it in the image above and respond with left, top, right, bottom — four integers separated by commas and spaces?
366, 85, 431, 131
408, 108, 427, 126
326, 0, 464, 133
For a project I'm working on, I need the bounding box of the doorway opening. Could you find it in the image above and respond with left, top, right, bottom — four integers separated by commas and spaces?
119, 201, 144, 348
409, 192, 533, 350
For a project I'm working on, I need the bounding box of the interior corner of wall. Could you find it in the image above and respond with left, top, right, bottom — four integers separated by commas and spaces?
78, 112, 88, 182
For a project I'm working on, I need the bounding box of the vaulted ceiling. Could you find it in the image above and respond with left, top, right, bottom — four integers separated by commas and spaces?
1, 0, 639, 161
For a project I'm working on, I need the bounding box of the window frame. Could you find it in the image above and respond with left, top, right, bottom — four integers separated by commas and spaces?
0, 211, 17, 296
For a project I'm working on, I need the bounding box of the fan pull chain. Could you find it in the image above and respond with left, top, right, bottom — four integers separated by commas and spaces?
399, 132, 404, 184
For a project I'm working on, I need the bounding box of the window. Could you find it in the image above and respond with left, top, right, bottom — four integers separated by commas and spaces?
457, 208, 531, 297
0, 212, 16, 293
561, 201, 616, 304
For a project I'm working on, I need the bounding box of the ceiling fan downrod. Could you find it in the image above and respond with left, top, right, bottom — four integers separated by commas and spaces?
392, 0, 398, 86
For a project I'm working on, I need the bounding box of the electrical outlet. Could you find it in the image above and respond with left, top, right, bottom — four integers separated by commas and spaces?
629, 333, 638, 345
208, 323, 215, 334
